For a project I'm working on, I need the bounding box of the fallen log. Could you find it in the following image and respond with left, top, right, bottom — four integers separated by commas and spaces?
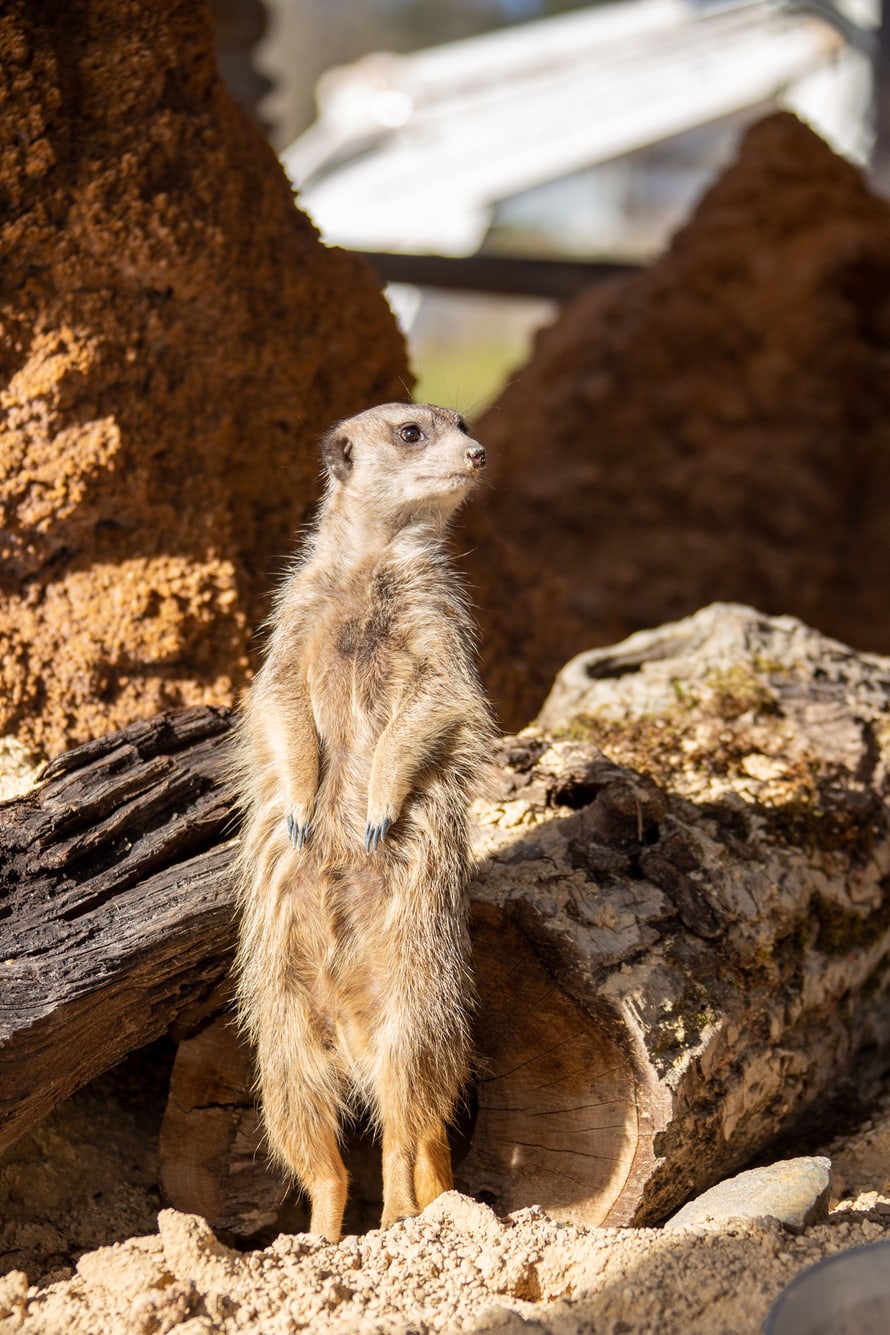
161, 604, 890, 1232
5, 604, 890, 1232
470, 603, 890, 1225
0, 706, 237, 1155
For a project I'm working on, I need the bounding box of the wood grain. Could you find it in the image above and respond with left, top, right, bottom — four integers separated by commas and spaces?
0, 707, 237, 1155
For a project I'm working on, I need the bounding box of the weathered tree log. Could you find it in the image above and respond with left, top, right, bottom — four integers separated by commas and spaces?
0, 706, 237, 1155
474, 602, 890, 1225
5, 604, 890, 1233
161, 605, 890, 1231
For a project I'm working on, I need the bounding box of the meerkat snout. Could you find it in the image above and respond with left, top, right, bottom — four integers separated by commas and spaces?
466, 444, 486, 471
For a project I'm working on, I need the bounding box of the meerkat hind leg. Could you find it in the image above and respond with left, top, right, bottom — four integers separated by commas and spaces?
380, 1124, 419, 1230
305, 1132, 349, 1242
256, 1019, 349, 1242
413, 1120, 453, 1210
269, 1108, 348, 1242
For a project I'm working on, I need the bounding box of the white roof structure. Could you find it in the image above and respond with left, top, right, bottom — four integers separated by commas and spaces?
281, 0, 868, 256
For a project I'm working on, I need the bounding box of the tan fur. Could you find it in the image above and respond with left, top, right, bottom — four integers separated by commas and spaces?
233, 404, 495, 1241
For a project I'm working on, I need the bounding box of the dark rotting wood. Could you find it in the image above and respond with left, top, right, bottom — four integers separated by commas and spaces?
0, 705, 239, 1156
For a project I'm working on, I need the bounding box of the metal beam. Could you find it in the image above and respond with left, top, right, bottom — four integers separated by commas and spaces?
355, 251, 640, 301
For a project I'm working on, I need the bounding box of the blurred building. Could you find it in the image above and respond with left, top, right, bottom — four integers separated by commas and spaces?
280, 0, 876, 262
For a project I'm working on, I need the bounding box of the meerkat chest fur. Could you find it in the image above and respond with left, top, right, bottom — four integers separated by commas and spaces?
278, 547, 478, 856
304, 555, 461, 726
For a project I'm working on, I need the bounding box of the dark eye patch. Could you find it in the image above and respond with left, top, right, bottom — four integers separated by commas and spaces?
457, 417, 469, 435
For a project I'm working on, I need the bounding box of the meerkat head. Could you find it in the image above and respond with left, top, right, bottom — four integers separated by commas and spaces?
320, 403, 486, 525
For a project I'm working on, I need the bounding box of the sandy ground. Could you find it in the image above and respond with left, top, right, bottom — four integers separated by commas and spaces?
1, 1040, 889, 1335
0, 739, 40, 803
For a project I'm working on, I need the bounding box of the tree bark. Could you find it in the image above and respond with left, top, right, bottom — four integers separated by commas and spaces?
5, 605, 890, 1231
0, 706, 236, 1156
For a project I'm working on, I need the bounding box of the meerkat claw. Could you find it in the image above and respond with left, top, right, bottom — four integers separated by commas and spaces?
286, 813, 310, 849
364, 817, 392, 852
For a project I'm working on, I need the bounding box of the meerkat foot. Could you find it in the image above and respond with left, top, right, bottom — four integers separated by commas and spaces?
364, 817, 392, 853
285, 812, 311, 849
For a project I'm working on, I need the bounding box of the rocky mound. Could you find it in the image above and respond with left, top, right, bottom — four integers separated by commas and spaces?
473, 113, 890, 681
0, 0, 408, 758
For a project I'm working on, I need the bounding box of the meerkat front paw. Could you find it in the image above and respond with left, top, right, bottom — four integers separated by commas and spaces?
285, 807, 312, 849
364, 815, 392, 853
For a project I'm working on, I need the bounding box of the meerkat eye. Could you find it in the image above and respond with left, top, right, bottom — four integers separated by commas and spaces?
457, 417, 469, 435
399, 423, 425, 445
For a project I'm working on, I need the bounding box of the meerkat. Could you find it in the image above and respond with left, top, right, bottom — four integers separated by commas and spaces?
233, 403, 495, 1242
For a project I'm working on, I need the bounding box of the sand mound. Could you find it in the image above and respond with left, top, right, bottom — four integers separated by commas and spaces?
3, 1005, 890, 1335
474, 113, 890, 683
0, 0, 408, 758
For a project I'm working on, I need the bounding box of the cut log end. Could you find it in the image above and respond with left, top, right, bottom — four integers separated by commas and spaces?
457, 903, 643, 1226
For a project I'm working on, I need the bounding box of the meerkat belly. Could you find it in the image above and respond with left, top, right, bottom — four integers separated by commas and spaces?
309, 605, 404, 751
303, 608, 405, 847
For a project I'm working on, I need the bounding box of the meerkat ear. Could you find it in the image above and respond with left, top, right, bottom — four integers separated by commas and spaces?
320, 430, 353, 482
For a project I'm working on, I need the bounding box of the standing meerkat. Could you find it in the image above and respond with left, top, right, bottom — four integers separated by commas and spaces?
234, 403, 495, 1242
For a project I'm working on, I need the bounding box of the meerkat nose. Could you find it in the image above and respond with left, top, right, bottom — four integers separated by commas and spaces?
466, 445, 486, 471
